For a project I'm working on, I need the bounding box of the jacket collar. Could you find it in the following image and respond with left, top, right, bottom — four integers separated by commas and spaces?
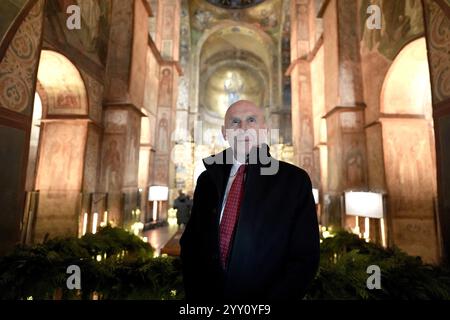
202, 144, 273, 192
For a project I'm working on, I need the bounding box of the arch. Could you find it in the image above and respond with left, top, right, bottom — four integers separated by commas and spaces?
379, 37, 439, 263
200, 59, 269, 119
380, 37, 432, 118
36, 50, 88, 116
197, 20, 275, 63
199, 22, 275, 71
190, 20, 278, 114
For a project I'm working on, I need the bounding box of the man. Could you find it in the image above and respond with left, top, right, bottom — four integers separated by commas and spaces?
174, 190, 192, 228
180, 100, 320, 301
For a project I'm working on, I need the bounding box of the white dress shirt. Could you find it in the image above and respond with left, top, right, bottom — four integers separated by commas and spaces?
219, 158, 244, 223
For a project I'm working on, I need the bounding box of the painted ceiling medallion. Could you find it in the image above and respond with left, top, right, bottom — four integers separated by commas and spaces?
205, 0, 267, 10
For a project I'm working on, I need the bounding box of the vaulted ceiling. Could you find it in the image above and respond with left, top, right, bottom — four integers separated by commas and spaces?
188, 0, 289, 118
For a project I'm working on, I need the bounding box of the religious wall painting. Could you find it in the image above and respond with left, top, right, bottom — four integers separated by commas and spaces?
37, 50, 89, 116
149, 114, 157, 148
158, 68, 173, 108
193, 9, 214, 32
295, 2, 309, 41
177, 76, 190, 111
104, 109, 127, 133
45, 0, 112, 66
382, 119, 436, 218
343, 136, 366, 189
105, 0, 133, 101
223, 71, 244, 106
365, 123, 386, 191
143, 49, 153, 113
161, 4, 176, 39
359, 0, 425, 60
83, 125, 100, 192
300, 153, 314, 178
189, 0, 283, 45
36, 122, 87, 191
157, 108, 171, 154
123, 111, 141, 187
299, 116, 314, 150
0, 0, 44, 115
101, 135, 124, 192
81, 70, 104, 123
153, 154, 169, 186
423, 0, 450, 103
258, 7, 279, 33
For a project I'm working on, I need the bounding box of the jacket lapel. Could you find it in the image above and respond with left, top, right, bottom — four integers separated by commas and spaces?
202, 148, 233, 226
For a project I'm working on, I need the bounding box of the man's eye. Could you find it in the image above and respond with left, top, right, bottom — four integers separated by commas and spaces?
248, 117, 256, 123
232, 119, 240, 124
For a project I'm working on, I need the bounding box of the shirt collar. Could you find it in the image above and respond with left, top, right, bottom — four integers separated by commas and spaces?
230, 156, 244, 176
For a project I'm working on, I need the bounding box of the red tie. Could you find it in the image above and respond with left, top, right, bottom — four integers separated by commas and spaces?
219, 164, 247, 269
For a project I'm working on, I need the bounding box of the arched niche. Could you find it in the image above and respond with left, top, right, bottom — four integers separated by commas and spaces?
195, 23, 275, 147
191, 21, 278, 116
378, 37, 439, 263
380, 38, 432, 118
37, 50, 88, 116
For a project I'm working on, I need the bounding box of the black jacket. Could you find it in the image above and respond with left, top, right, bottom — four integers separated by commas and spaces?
179, 145, 320, 301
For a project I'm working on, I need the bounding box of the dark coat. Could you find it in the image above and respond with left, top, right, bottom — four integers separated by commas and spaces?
179, 145, 320, 301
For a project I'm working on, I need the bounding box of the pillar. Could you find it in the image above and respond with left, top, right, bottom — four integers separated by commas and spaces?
0, 0, 45, 252
320, 0, 367, 227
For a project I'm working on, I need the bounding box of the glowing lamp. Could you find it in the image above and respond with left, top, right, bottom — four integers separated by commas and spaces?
312, 188, 319, 205
344, 192, 383, 219
148, 186, 169, 201
344, 191, 384, 243
149, 186, 169, 221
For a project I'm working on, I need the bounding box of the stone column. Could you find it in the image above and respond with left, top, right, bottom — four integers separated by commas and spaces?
423, 0, 450, 262
0, 0, 45, 253
101, 0, 150, 228
320, 0, 367, 227
33, 120, 90, 242
153, 0, 181, 214
289, 0, 316, 184
100, 107, 141, 228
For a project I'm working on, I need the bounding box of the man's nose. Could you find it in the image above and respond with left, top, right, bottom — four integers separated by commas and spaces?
240, 121, 249, 131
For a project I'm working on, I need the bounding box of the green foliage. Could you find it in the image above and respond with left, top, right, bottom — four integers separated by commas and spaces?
1, 228, 449, 300
0, 226, 182, 300
306, 230, 450, 300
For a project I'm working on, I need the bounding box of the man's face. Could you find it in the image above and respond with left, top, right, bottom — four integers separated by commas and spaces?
222, 100, 267, 160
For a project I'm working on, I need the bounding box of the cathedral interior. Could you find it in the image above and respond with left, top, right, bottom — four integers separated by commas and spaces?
0, 0, 450, 288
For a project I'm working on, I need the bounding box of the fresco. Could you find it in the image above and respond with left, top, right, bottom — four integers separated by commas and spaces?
423, 0, 450, 103
83, 125, 100, 192
359, 0, 425, 60
0, 0, 28, 45
45, 0, 112, 67
190, 0, 283, 44
37, 50, 88, 116
0, 0, 44, 115
35, 122, 87, 191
